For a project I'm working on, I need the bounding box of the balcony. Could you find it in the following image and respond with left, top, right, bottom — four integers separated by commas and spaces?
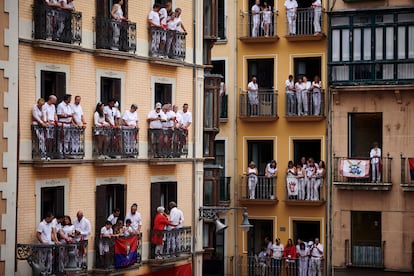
148, 227, 192, 264
239, 11, 279, 43
345, 239, 385, 268
400, 155, 414, 191
92, 127, 139, 164
284, 177, 325, 206
94, 234, 142, 272
237, 255, 324, 276
285, 8, 325, 42
148, 27, 186, 65
16, 241, 88, 275
239, 176, 278, 205
333, 155, 392, 190
95, 17, 137, 57
147, 129, 188, 161
219, 176, 231, 206
239, 89, 278, 121
31, 125, 85, 166
32, 3, 82, 50
285, 90, 325, 122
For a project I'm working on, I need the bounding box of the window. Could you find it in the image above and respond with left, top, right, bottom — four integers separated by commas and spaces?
294, 57, 322, 82
349, 113, 382, 158
154, 83, 172, 106
96, 0, 128, 18
293, 139, 321, 165
41, 186, 64, 221
217, 0, 225, 39
293, 220, 321, 242
214, 140, 225, 176
247, 59, 274, 89
202, 219, 226, 275
41, 71, 66, 102
204, 0, 217, 38
212, 60, 227, 119
101, 77, 121, 106
150, 182, 177, 223
329, 9, 414, 84
247, 219, 273, 255
247, 140, 274, 174
95, 184, 126, 234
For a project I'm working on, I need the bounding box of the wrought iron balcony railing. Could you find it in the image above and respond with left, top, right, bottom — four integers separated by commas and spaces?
285, 8, 324, 36
95, 17, 136, 52
239, 175, 277, 201
345, 239, 385, 268
285, 176, 325, 202
32, 125, 85, 160
149, 227, 191, 260
147, 128, 188, 158
95, 234, 142, 269
401, 155, 414, 189
17, 240, 88, 275
239, 89, 278, 119
92, 126, 139, 159
239, 10, 278, 38
237, 255, 324, 276
33, 3, 82, 44
148, 27, 186, 60
285, 89, 325, 117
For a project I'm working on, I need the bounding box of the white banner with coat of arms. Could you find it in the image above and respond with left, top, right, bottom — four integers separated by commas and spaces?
340, 159, 370, 178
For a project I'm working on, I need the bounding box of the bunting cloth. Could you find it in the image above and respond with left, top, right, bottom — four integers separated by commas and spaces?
340, 159, 370, 178
114, 235, 138, 268
409, 158, 414, 180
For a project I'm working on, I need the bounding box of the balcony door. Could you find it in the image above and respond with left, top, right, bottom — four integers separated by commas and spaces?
96, 0, 127, 18
248, 140, 274, 175
41, 186, 64, 221
293, 220, 321, 243
247, 219, 273, 256
349, 113, 382, 158
293, 139, 321, 165
247, 59, 274, 90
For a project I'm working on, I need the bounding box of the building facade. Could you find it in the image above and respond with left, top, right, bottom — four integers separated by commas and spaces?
328, 0, 414, 273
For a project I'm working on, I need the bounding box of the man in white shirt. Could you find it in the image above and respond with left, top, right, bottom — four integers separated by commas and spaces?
148, 102, 167, 157
70, 95, 86, 155
312, 0, 322, 35
125, 203, 142, 233
122, 104, 139, 156
286, 75, 296, 115
167, 201, 184, 256
247, 76, 259, 116
302, 76, 311, 116
57, 94, 74, 156
179, 103, 192, 130
251, 0, 261, 37
73, 210, 91, 241
370, 142, 381, 183
148, 3, 161, 57
37, 212, 55, 274
44, 95, 58, 157
310, 238, 323, 276
104, 99, 117, 127
284, 0, 298, 35
107, 208, 120, 226
271, 238, 284, 275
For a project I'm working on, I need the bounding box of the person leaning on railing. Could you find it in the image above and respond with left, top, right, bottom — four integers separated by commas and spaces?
32, 98, 49, 160
283, 238, 297, 275
151, 206, 169, 259
94, 102, 111, 159
99, 221, 114, 268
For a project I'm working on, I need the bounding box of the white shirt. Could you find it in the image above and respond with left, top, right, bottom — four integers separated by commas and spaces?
122, 110, 138, 127
73, 217, 91, 240
370, 148, 381, 164
107, 214, 118, 225
179, 110, 192, 128
252, 4, 261, 22
167, 17, 177, 31
61, 225, 75, 241
285, 79, 295, 94
57, 101, 73, 124
285, 0, 298, 11
94, 111, 109, 127
163, 110, 176, 129
125, 212, 142, 232
311, 243, 323, 258
272, 243, 284, 259
51, 218, 62, 233
148, 10, 160, 26
44, 102, 56, 123
59, 0, 74, 9
32, 104, 45, 124
313, 0, 322, 11
169, 207, 184, 228
304, 81, 312, 91
159, 8, 168, 26
175, 111, 183, 127
148, 109, 166, 129
174, 17, 183, 32
70, 103, 84, 125
37, 220, 53, 244
248, 81, 258, 93
104, 106, 116, 126
100, 226, 113, 237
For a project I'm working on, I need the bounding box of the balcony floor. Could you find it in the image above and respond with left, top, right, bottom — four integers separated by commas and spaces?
239, 198, 278, 205
285, 115, 325, 122
239, 116, 279, 122
284, 199, 325, 206
239, 36, 280, 43
285, 33, 326, 42
334, 182, 392, 191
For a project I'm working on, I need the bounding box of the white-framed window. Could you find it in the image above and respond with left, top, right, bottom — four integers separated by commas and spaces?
35, 62, 70, 102
35, 178, 69, 223
150, 76, 176, 107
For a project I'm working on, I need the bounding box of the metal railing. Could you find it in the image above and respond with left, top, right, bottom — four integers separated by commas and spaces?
239, 89, 278, 118
240, 176, 277, 200
345, 239, 385, 268
239, 10, 278, 38
95, 17, 136, 52
147, 128, 188, 158
95, 234, 142, 269
92, 126, 139, 159
285, 177, 325, 201
237, 255, 324, 276
220, 176, 231, 203
220, 94, 228, 119
286, 8, 324, 36
401, 155, 414, 186
32, 125, 85, 160
16, 241, 88, 275
148, 27, 186, 60
285, 90, 325, 116
333, 155, 392, 184
149, 227, 191, 259
33, 3, 82, 44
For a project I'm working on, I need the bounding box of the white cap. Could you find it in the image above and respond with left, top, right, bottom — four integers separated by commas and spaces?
155, 102, 162, 109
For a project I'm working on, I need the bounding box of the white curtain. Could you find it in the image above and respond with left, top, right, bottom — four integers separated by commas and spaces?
363, 28, 371, 60
385, 27, 394, 60
375, 28, 383, 60
353, 29, 361, 61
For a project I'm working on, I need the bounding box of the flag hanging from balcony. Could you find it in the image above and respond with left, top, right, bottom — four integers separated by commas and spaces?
340, 159, 370, 178
114, 235, 138, 268
409, 158, 414, 180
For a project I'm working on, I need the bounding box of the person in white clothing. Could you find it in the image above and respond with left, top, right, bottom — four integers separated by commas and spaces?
110, 0, 127, 50
37, 212, 55, 274
70, 95, 86, 155
251, 0, 261, 37
125, 203, 142, 233
178, 103, 192, 155
44, 95, 58, 156
148, 102, 167, 157
158, 2, 171, 57
94, 102, 110, 159
107, 208, 120, 226
297, 242, 309, 276
286, 75, 296, 115
122, 104, 139, 156
148, 4, 161, 57
370, 142, 381, 182
172, 8, 187, 60
296, 163, 306, 200
73, 211, 91, 241
167, 201, 184, 256
295, 77, 304, 116
314, 160, 325, 200
312, 0, 322, 35
311, 75, 322, 115
305, 158, 317, 200
247, 161, 258, 199
262, 2, 272, 37
44, 0, 60, 40
165, 11, 177, 57
309, 238, 323, 276
247, 75, 259, 116
56, 0, 75, 41
271, 238, 284, 274
99, 221, 114, 267
285, 0, 298, 35
57, 94, 74, 157
32, 98, 48, 160
302, 76, 311, 116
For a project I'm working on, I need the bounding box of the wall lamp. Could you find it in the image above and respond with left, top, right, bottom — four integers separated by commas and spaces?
199, 206, 253, 232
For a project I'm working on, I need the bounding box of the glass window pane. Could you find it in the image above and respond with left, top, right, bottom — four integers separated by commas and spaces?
331, 17, 349, 26
332, 30, 341, 61
332, 65, 349, 81
363, 28, 371, 60
375, 28, 383, 60
204, 180, 213, 205
383, 14, 393, 23
382, 64, 394, 80
342, 30, 350, 61
409, 26, 414, 58
398, 63, 414, 79
204, 90, 213, 128
203, 224, 209, 247
398, 13, 414, 23
386, 27, 394, 60
398, 26, 406, 59
354, 64, 371, 80
353, 29, 361, 61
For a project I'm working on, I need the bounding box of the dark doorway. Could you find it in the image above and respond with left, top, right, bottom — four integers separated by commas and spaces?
247, 219, 274, 256
247, 59, 274, 89
293, 220, 321, 243
41, 186, 64, 221
101, 77, 121, 107
150, 182, 177, 225
294, 57, 322, 83
349, 113, 383, 158
293, 139, 322, 165
154, 83, 172, 106
41, 70, 66, 103
248, 140, 274, 174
